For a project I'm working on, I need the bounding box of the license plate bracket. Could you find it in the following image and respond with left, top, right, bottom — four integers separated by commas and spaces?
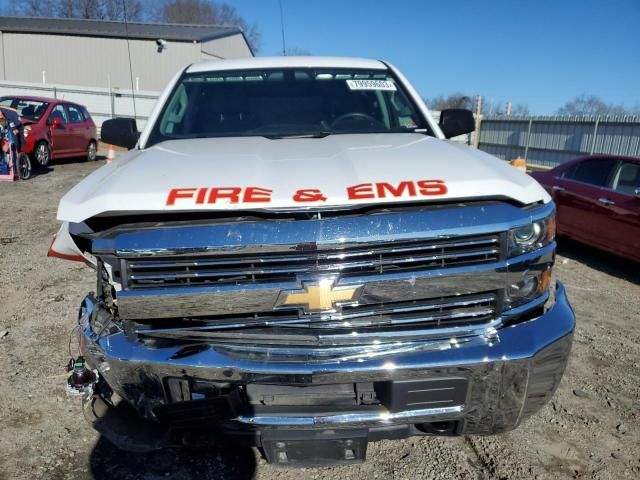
261, 429, 368, 466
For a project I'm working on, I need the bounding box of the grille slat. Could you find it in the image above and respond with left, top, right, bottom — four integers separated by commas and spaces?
133, 293, 497, 346
125, 235, 501, 289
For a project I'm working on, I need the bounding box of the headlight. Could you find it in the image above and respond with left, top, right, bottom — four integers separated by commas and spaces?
508, 213, 555, 257
505, 267, 552, 308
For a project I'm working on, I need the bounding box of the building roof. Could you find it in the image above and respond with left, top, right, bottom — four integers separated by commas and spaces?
188, 56, 388, 73
0, 16, 242, 43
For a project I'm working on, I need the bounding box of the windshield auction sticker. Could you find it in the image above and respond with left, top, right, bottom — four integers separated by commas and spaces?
346, 79, 397, 91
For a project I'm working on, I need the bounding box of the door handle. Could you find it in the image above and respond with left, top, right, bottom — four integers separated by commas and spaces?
552, 185, 565, 192
598, 197, 615, 206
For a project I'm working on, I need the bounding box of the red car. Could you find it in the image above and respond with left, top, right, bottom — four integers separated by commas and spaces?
531, 155, 640, 262
0, 96, 97, 166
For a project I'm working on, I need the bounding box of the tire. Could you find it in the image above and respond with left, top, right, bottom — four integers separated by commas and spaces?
86, 140, 97, 162
17, 152, 32, 180
34, 141, 51, 167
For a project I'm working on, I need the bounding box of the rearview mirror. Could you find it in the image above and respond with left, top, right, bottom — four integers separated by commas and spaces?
439, 109, 475, 139
101, 117, 139, 150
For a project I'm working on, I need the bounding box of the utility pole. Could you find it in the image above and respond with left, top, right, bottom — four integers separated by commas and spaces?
506, 101, 512, 116
473, 95, 483, 148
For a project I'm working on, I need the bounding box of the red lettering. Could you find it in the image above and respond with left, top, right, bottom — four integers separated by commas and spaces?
195, 188, 208, 204
347, 183, 375, 200
417, 179, 448, 196
207, 187, 241, 204
375, 181, 417, 198
293, 189, 328, 202
166, 188, 196, 206
243, 186, 272, 203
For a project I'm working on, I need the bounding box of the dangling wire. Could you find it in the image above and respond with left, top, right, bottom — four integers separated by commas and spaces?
279, 0, 287, 56
122, 0, 138, 120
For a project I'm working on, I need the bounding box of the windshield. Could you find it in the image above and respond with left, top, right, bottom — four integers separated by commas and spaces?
148, 68, 429, 145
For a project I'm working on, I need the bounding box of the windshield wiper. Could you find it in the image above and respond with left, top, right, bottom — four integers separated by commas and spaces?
262, 131, 333, 140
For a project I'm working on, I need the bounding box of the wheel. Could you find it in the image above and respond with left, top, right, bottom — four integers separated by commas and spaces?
86, 140, 97, 162
34, 141, 51, 167
17, 152, 32, 180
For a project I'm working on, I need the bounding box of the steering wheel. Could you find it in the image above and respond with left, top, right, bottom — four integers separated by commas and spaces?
330, 112, 383, 129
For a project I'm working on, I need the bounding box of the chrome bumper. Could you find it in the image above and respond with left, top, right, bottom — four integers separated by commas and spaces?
79, 282, 574, 435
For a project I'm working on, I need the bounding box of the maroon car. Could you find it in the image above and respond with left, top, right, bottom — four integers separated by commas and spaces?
531, 155, 640, 262
0, 96, 97, 167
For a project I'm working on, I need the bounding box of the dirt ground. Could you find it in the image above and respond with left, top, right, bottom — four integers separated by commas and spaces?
0, 158, 638, 480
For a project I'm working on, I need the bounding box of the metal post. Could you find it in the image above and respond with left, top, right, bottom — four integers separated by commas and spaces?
523, 119, 533, 160
108, 75, 114, 118
109, 88, 115, 118
590, 116, 600, 155
52, 86, 57, 99
473, 96, 483, 148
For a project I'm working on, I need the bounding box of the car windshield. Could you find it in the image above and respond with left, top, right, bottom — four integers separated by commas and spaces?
148, 68, 429, 144
0, 98, 49, 121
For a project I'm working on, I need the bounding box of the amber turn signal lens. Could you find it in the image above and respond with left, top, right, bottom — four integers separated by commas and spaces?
545, 215, 556, 242
537, 268, 552, 295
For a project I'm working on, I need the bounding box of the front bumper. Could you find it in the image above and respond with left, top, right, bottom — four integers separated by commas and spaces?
78, 282, 574, 447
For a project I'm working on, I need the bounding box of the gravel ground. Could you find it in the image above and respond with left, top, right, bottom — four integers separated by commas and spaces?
0, 159, 638, 480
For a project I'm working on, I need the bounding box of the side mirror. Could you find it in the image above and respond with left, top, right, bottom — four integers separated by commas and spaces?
635, 186, 640, 199
101, 117, 139, 150
49, 117, 63, 127
439, 109, 475, 139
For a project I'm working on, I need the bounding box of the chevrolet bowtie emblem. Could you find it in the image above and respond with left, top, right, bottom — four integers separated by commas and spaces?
276, 278, 363, 314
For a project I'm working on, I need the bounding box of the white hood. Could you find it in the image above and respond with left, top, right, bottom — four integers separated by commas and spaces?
57, 133, 550, 223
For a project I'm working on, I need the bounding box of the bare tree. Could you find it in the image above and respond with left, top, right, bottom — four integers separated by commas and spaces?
511, 103, 530, 116
11, 0, 143, 21
159, 0, 261, 52
556, 94, 628, 116
427, 93, 473, 111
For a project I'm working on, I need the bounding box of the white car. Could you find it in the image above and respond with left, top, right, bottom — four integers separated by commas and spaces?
51, 57, 574, 466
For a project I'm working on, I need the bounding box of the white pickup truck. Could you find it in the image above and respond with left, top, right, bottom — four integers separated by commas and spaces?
51, 57, 574, 466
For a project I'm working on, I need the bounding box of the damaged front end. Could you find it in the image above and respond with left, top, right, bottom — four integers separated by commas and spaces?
62, 201, 575, 465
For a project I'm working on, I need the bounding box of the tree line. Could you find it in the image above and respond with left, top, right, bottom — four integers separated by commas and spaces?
426, 92, 640, 117
10, 0, 261, 52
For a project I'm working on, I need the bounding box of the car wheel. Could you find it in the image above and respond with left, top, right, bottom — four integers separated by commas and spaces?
87, 141, 97, 162
17, 152, 32, 180
34, 141, 51, 167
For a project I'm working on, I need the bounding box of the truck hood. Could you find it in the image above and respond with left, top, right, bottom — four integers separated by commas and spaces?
57, 133, 549, 223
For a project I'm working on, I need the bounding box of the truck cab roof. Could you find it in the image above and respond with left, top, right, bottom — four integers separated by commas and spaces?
187, 56, 389, 74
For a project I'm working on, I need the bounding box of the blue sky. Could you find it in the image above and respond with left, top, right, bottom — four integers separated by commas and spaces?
231, 0, 640, 114
1, 0, 638, 113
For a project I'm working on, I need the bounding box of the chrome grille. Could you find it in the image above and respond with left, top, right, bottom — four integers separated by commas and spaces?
132, 292, 498, 347
124, 234, 501, 289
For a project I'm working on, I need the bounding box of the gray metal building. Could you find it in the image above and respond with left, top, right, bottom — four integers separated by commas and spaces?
0, 16, 253, 92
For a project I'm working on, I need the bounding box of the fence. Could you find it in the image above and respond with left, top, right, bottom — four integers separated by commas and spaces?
0, 80, 159, 128
478, 115, 640, 168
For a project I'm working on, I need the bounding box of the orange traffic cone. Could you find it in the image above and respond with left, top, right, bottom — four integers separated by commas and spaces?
510, 157, 526, 173
106, 145, 116, 164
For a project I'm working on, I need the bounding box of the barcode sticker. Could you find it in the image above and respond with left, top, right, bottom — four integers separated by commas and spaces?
346, 79, 397, 91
